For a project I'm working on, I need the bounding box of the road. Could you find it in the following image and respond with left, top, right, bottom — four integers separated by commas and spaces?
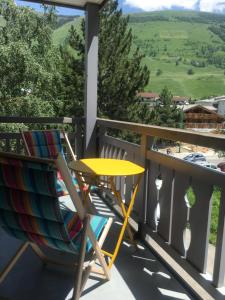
159, 148, 224, 167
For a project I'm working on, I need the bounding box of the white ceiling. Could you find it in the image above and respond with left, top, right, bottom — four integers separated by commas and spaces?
24, 0, 107, 9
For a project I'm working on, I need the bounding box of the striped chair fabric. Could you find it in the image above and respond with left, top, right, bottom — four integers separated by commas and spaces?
0, 156, 108, 254
22, 130, 64, 159
22, 130, 79, 197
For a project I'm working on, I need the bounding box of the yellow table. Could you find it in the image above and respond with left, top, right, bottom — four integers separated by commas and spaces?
69, 158, 145, 268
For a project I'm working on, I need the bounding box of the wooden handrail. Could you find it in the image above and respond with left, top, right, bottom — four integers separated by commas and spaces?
0, 116, 74, 124
97, 118, 225, 151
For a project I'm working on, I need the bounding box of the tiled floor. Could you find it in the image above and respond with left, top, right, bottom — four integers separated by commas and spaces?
0, 194, 195, 300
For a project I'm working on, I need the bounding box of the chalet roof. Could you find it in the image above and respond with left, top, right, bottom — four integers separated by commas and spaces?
138, 92, 159, 99
172, 96, 189, 102
184, 105, 224, 120
184, 104, 217, 114
138, 94, 190, 102
200, 105, 217, 111
23, 0, 107, 9
184, 104, 217, 112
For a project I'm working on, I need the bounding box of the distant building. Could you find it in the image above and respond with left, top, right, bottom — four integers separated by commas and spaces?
195, 96, 225, 116
138, 93, 191, 107
214, 95, 225, 101
138, 92, 159, 109
172, 96, 189, 106
215, 97, 225, 116
184, 105, 224, 131
195, 98, 215, 107
138, 93, 225, 119
183, 104, 217, 112
138, 92, 159, 101
217, 100, 225, 116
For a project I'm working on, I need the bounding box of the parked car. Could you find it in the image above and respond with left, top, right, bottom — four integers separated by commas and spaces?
195, 161, 219, 171
217, 162, 225, 172
183, 153, 206, 162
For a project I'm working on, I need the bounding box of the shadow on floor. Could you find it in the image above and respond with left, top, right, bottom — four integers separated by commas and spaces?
0, 194, 195, 300
0, 227, 194, 300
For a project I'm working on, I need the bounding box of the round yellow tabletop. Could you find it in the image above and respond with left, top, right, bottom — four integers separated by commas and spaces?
72, 158, 145, 176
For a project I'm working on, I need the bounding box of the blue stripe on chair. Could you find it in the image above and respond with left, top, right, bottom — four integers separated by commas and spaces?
72, 215, 108, 252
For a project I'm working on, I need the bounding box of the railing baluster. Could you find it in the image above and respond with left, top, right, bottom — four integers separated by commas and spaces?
5, 139, 10, 152
146, 161, 159, 231
171, 172, 189, 257
134, 135, 147, 218
16, 138, 21, 154
158, 166, 174, 243
187, 180, 213, 273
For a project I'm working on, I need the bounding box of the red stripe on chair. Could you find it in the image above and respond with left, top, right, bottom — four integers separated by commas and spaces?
44, 131, 58, 159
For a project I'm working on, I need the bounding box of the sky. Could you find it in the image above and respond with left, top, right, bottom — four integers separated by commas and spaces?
16, 0, 225, 15
124, 0, 225, 13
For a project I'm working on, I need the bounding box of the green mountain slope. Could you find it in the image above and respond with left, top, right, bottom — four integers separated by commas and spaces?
130, 11, 225, 98
56, 15, 80, 29
53, 10, 225, 99
53, 17, 82, 45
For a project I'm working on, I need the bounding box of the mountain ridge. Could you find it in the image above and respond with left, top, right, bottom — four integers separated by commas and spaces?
54, 10, 225, 99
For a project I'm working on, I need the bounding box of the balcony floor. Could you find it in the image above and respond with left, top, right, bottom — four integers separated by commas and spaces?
0, 194, 195, 300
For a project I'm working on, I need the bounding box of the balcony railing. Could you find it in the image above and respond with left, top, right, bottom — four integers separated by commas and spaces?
1, 116, 225, 299
97, 118, 225, 299
186, 123, 225, 129
0, 116, 83, 159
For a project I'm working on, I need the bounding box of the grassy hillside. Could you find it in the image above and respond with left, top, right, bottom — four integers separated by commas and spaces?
130, 11, 225, 99
53, 10, 225, 99
56, 15, 80, 29
53, 17, 82, 45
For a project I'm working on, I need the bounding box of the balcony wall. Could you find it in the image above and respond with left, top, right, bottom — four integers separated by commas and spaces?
0, 116, 225, 299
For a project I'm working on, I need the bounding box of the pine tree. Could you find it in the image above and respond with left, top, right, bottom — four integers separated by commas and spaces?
98, 0, 150, 121
57, 24, 85, 117
59, 0, 150, 123
150, 87, 184, 128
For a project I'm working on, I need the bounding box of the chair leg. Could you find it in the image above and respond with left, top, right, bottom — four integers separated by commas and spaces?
86, 227, 111, 281
73, 216, 89, 300
0, 242, 29, 284
80, 265, 92, 294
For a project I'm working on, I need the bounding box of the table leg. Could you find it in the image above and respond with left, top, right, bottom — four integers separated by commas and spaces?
109, 177, 135, 243
108, 174, 142, 269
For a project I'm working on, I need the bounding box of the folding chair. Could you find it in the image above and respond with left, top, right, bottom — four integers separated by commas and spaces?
0, 152, 112, 300
21, 129, 76, 161
20, 129, 80, 198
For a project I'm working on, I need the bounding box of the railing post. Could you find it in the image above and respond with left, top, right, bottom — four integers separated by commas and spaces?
84, 3, 100, 158
213, 187, 225, 287
137, 135, 153, 236
97, 124, 106, 158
